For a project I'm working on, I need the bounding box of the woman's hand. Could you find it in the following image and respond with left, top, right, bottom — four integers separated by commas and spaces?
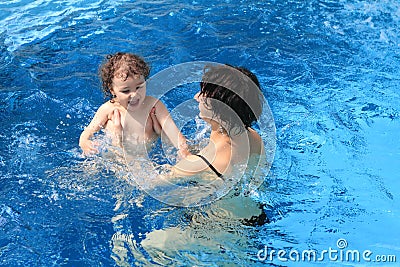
150, 107, 162, 135
111, 109, 123, 147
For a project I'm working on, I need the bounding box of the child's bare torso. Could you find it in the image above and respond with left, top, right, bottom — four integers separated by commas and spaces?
103, 96, 159, 145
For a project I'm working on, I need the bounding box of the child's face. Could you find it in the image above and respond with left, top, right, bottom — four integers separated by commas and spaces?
111, 75, 146, 111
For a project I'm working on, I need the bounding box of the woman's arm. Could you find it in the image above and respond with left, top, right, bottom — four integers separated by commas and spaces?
171, 155, 210, 176
154, 155, 219, 185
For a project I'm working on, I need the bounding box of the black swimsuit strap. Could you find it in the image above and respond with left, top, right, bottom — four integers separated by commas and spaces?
195, 154, 224, 178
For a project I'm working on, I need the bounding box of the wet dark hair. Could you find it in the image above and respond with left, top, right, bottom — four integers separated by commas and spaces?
199, 64, 264, 135
100, 52, 150, 98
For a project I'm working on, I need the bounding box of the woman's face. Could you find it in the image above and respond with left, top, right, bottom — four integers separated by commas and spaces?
194, 92, 213, 123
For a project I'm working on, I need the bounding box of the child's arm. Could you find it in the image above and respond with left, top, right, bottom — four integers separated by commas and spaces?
79, 103, 112, 155
151, 100, 190, 158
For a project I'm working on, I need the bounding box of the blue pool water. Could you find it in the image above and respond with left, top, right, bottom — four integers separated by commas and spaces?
1, 0, 399, 266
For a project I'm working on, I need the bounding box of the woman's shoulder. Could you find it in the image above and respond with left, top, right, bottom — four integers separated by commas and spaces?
247, 128, 264, 155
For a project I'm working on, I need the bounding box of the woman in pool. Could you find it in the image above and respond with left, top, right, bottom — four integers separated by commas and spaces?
163, 64, 266, 180
130, 64, 270, 263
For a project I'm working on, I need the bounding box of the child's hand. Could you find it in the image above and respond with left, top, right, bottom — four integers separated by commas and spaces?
79, 139, 99, 155
150, 107, 162, 135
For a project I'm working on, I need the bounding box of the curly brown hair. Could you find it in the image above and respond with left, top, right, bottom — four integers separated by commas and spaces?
100, 52, 150, 99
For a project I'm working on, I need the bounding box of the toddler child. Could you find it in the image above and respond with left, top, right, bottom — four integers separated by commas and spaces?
79, 52, 188, 157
